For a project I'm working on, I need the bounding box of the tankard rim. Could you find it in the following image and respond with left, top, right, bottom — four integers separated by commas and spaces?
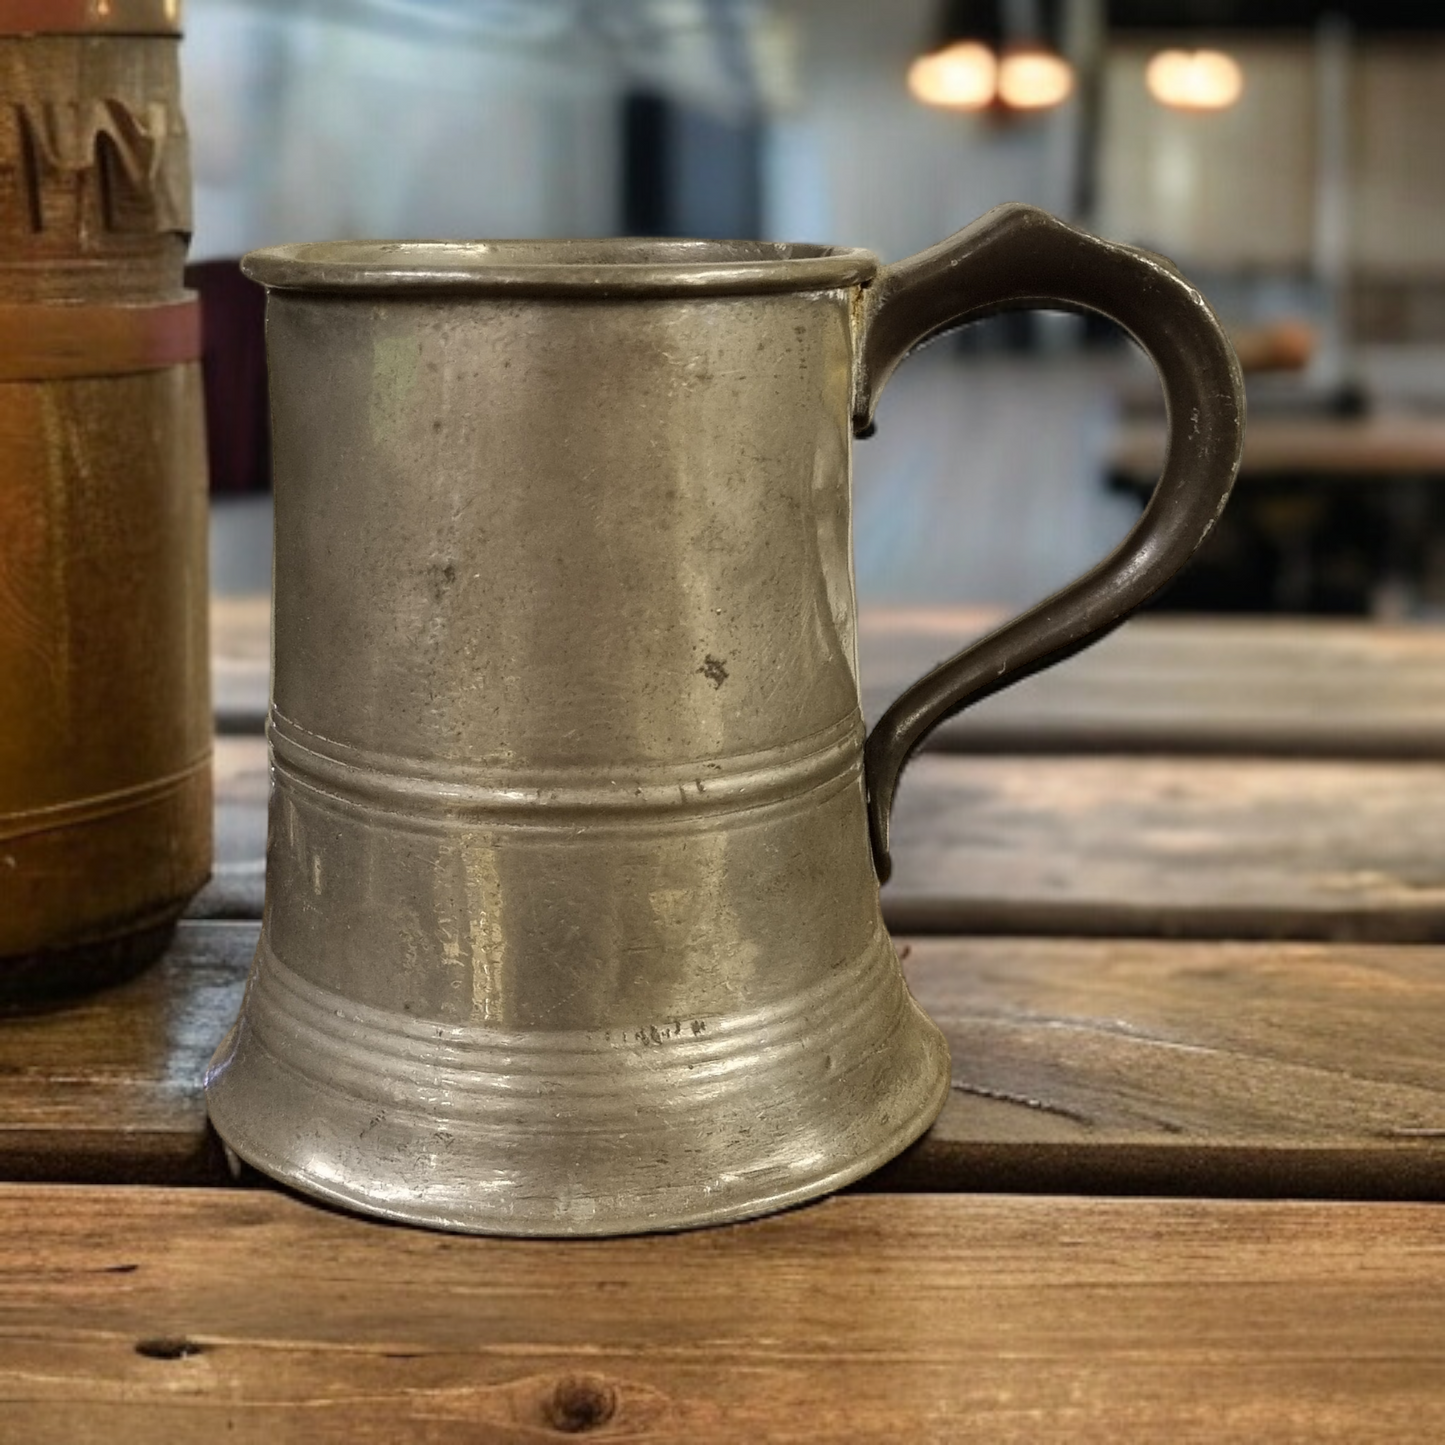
241, 238, 879, 298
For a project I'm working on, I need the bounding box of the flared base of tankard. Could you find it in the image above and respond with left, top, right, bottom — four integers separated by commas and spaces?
204, 928, 949, 1236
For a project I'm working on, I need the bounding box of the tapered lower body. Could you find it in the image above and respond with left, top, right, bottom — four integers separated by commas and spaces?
205, 711, 950, 1235
206, 922, 947, 1235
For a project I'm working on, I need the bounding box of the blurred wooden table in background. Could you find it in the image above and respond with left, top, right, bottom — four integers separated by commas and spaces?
1108, 416, 1445, 615
4, 598, 1445, 1441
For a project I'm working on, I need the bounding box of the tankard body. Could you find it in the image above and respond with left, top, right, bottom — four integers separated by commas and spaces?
208, 210, 1243, 1233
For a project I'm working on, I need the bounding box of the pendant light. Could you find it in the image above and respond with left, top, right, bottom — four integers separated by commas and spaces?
1145, 48, 1244, 111
999, 46, 1074, 109
908, 0, 1002, 111
908, 0, 1073, 116
907, 42, 998, 110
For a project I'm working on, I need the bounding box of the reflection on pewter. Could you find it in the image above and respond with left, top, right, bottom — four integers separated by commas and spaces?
205, 205, 1243, 1235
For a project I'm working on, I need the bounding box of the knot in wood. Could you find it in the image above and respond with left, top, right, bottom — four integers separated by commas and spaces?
543, 1374, 618, 1433
134, 1337, 204, 1361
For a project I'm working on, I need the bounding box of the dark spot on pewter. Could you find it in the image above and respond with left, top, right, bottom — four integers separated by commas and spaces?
544, 1375, 618, 1433
135, 1338, 205, 1360
698, 655, 728, 688
428, 560, 458, 602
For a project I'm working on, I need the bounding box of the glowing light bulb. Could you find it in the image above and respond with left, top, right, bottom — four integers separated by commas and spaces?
1146, 49, 1244, 112
907, 41, 998, 111
997, 49, 1074, 110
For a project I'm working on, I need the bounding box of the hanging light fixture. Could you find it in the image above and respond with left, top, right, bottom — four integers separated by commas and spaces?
908, 0, 1073, 116
908, 0, 1003, 111
1145, 48, 1244, 112
998, 45, 1074, 110
907, 41, 998, 110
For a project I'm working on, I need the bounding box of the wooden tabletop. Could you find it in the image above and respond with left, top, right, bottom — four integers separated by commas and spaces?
861, 608, 1445, 757
5, 1187, 1443, 1444
8, 600, 1445, 1438
888, 753, 1445, 942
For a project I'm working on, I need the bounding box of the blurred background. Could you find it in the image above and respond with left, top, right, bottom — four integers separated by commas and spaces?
189, 0, 1445, 621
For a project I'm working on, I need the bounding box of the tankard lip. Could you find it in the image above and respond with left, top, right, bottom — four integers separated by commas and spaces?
241, 239, 879, 297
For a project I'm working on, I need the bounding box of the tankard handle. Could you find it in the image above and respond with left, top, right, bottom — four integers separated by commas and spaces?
854, 203, 1244, 881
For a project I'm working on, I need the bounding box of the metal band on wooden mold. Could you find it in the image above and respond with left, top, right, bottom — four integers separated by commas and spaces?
0, 0, 182, 36
0, 296, 200, 379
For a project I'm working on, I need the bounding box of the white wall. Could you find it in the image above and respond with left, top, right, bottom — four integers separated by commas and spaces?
183, 0, 620, 258
765, 0, 1075, 260
766, 0, 1131, 610
1098, 40, 1317, 272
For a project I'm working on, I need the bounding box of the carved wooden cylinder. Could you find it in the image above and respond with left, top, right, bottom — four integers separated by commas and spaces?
0, 1, 211, 996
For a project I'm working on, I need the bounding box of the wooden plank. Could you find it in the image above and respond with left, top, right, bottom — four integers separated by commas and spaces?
887, 753, 1445, 942
2, 1186, 1443, 1443
6, 922, 1445, 1199
201, 735, 1445, 941
861, 609, 1445, 757
877, 936, 1445, 1199
0, 922, 246, 1183
221, 595, 1445, 758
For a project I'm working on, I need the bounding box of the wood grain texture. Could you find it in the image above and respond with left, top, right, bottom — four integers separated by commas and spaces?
218, 596, 1445, 756
0, 30, 189, 299
0, 922, 245, 1182
861, 608, 1445, 757
198, 734, 1445, 941
879, 936, 1445, 1199
2, 1186, 1443, 1443
887, 753, 1445, 942
6, 923, 1445, 1199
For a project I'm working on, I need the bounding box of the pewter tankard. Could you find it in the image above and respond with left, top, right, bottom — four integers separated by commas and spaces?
207, 204, 1243, 1235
